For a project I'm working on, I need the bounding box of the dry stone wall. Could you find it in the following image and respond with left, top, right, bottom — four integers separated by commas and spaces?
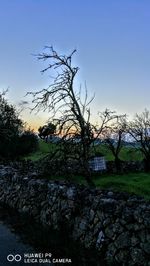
0, 165, 150, 265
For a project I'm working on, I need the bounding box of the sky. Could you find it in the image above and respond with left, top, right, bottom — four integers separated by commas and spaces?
0, 0, 150, 130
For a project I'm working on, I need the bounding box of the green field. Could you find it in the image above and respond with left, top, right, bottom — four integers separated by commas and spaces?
23, 140, 150, 200
94, 173, 150, 200
23, 140, 57, 161
94, 144, 143, 161
45, 172, 150, 200
24, 140, 143, 161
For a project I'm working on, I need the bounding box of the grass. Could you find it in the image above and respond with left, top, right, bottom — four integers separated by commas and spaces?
24, 140, 143, 162
95, 144, 143, 161
45, 172, 150, 200
23, 140, 57, 161
93, 172, 150, 200
23, 140, 150, 200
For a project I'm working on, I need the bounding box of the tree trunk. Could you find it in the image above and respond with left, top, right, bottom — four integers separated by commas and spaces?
81, 137, 94, 187
82, 150, 95, 188
143, 157, 150, 172
115, 156, 122, 173
84, 170, 95, 187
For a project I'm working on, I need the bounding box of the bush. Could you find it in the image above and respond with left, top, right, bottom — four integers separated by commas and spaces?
18, 130, 38, 155
0, 92, 23, 158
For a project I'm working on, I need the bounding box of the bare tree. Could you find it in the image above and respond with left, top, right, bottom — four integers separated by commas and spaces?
128, 109, 150, 171
28, 47, 115, 186
102, 115, 127, 172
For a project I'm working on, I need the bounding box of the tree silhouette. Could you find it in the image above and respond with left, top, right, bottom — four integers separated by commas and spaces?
0, 91, 23, 157
28, 47, 115, 186
38, 122, 56, 142
128, 109, 150, 171
102, 115, 126, 172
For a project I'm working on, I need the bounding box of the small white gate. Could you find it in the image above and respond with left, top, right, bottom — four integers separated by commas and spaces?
89, 156, 106, 171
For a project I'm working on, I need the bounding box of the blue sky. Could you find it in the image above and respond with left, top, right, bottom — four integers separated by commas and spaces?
0, 0, 150, 129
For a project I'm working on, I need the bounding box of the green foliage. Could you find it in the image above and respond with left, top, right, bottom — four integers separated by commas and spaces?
38, 122, 56, 141
0, 92, 23, 158
0, 93, 39, 158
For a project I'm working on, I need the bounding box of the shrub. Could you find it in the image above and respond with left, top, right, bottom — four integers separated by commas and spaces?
18, 130, 38, 155
0, 92, 23, 158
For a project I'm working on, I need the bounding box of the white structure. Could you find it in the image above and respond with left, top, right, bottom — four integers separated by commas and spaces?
89, 156, 106, 171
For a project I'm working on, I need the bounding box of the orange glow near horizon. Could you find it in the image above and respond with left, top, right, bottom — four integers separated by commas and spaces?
23, 116, 46, 133
21, 108, 51, 132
